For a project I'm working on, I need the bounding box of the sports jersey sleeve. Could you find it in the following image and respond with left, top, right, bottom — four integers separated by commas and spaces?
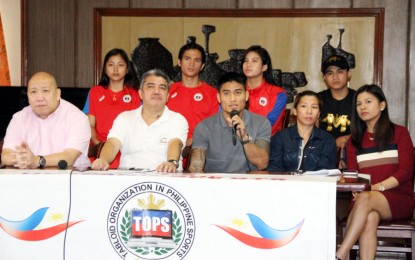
268, 91, 287, 135
88, 87, 98, 117
82, 90, 90, 114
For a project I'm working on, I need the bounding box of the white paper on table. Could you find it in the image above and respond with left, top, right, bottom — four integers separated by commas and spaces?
303, 169, 342, 176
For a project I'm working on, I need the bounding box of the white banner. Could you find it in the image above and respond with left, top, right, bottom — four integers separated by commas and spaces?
0, 169, 337, 259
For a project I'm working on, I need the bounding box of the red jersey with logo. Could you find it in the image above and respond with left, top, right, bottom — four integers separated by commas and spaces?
167, 81, 219, 139
89, 85, 141, 142
89, 86, 140, 169
247, 80, 287, 136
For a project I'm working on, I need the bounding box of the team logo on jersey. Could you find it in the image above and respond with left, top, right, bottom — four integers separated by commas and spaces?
259, 97, 268, 106
193, 93, 203, 101
99, 95, 105, 102
123, 94, 132, 103
171, 92, 178, 98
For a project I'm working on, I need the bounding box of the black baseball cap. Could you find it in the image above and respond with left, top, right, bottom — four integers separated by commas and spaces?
321, 54, 350, 74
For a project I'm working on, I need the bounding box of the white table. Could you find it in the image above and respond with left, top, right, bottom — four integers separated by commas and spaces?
0, 169, 337, 259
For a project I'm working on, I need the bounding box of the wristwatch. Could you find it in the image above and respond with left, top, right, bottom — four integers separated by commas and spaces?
168, 159, 179, 168
241, 134, 253, 145
379, 182, 385, 191
39, 156, 46, 169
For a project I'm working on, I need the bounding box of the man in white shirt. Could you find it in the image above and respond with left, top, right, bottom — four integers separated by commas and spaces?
91, 69, 188, 172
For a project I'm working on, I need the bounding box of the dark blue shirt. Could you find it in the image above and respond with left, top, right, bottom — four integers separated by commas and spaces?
267, 124, 337, 172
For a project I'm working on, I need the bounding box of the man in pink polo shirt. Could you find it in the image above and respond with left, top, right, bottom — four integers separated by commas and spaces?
1, 72, 90, 169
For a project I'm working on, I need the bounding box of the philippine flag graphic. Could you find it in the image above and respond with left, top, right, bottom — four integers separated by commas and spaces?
0, 207, 83, 241
214, 213, 304, 249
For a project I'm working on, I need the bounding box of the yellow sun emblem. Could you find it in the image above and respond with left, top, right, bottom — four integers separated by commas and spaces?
48, 212, 65, 223
137, 194, 165, 210
231, 218, 247, 229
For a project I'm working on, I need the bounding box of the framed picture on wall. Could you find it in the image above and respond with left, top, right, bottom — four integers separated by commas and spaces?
94, 8, 384, 95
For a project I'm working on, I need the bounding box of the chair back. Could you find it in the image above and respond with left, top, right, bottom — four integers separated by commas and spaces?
282, 108, 291, 129
282, 108, 296, 129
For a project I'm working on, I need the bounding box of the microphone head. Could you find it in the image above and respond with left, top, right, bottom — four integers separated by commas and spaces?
230, 110, 239, 118
58, 160, 68, 170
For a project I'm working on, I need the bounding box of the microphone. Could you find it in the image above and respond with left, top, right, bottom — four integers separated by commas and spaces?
230, 110, 239, 131
230, 110, 239, 145
58, 160, 68, 170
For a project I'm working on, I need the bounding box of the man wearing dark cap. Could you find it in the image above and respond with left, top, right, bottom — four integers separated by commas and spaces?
318, 54, 356, 168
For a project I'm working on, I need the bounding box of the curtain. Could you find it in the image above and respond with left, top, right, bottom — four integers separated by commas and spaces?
0, 12, 11, 86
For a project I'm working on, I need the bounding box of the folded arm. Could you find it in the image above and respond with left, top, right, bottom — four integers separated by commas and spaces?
1, 143, 81, 169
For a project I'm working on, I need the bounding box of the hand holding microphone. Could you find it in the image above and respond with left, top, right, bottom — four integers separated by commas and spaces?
230, 110, 239, 145
230, 110, 239, 131
229, 110, 246, 134
230, 110, 248, 145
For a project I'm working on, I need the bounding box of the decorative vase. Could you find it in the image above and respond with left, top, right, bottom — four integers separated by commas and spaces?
131, 38, 175, 81
218, 49, 246, 74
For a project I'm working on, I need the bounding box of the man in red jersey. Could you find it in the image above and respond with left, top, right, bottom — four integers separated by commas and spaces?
167, 42, 219, 168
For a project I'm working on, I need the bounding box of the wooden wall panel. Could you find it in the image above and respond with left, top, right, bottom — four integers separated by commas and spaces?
57, 0, 76, 86
27, 0, 75, 86
355, 0, 409, 126
131, 0, 183, 8
238, 0, 292, 8
184, 0, 235, 9
294, 0, 351, 8
75, 0, 129, 88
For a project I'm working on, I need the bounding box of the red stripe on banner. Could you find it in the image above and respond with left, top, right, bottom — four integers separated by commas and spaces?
1, 221, 83, 241
0, 12, 11, 86
214, 224, 301, 249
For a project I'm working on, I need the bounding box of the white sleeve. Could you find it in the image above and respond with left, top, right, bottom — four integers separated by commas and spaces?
107, 111, 129, 145
168, 113, 188, 149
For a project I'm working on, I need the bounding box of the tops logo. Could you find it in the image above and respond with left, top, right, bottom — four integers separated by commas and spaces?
107, 182, 195, 260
